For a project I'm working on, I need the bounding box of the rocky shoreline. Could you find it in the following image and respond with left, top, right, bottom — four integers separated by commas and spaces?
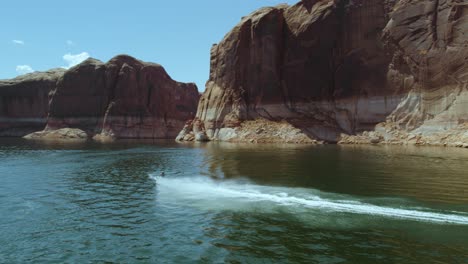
177, 118, 321, 144
177, 118, 468, 149
340, 123, 468, 149
24, 128, 89, 142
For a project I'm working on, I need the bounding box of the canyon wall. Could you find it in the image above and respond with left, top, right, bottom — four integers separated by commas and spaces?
178, 0, 468, 146
382, 0, 468, 130
1, 55, 200, 140
342, 0, 468, 146
0, 69, 65, 136
44, 55, 200, 141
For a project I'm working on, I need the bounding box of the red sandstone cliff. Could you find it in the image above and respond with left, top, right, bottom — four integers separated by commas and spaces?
0, 69, 65, 137
1, 55, 199, 141
178, 0, 468, 146
341, 0, 468, 146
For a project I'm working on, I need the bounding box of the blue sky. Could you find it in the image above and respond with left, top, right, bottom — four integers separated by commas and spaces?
1, 0, 298, 91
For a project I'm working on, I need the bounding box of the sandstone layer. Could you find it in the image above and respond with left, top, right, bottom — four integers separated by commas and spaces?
44, 55, 199, 141
178, 0, 468, 147
1, 55, 199, 140
0, 69, 65, 136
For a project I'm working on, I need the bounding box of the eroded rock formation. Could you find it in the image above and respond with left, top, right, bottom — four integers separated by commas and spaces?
178, 0, 468, 146
0, 69, 65, 136
342, 0, 468, 146
1, 55, 199, 140
380, 0, 468, 141
44, 55, 200, 141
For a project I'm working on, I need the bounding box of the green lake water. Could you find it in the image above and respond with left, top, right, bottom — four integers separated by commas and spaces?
1, 139, 468, 263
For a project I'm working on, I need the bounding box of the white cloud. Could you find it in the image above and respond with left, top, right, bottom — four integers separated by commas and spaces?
16, 65, 34, 75
12, 40, 25, 45
66, 40, 74, 46
62, 52, 90, 68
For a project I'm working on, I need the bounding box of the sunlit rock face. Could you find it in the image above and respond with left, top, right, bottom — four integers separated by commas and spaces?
45, 55, 200, 141
0, 69, 65, 136
1, 55, 200, 140
178, 0, 468, 145
383, 0, 468, 133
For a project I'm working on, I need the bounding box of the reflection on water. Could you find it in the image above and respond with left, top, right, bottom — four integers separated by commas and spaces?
200, 143, 468, 205
0, 139, 467, 263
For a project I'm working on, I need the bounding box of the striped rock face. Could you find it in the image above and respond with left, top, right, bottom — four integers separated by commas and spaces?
0, 69, 65, 137
383, 0, 468, 133
1, 55, 200, 140
178, 0, 468, 145
45, 55, 200, 141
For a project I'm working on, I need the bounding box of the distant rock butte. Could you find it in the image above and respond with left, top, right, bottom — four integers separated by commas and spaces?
0, 69, 65, 137
177, 0, 468, 147
0, 55, 200, 141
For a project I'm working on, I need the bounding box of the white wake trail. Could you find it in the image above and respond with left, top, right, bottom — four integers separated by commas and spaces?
151, 175, 468, 225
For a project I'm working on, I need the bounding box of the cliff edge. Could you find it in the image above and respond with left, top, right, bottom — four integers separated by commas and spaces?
1, 55, 200, 141
177, 0, 468, 147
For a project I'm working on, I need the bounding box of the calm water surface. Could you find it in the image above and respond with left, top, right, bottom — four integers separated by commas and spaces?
0, 139, 468, 263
